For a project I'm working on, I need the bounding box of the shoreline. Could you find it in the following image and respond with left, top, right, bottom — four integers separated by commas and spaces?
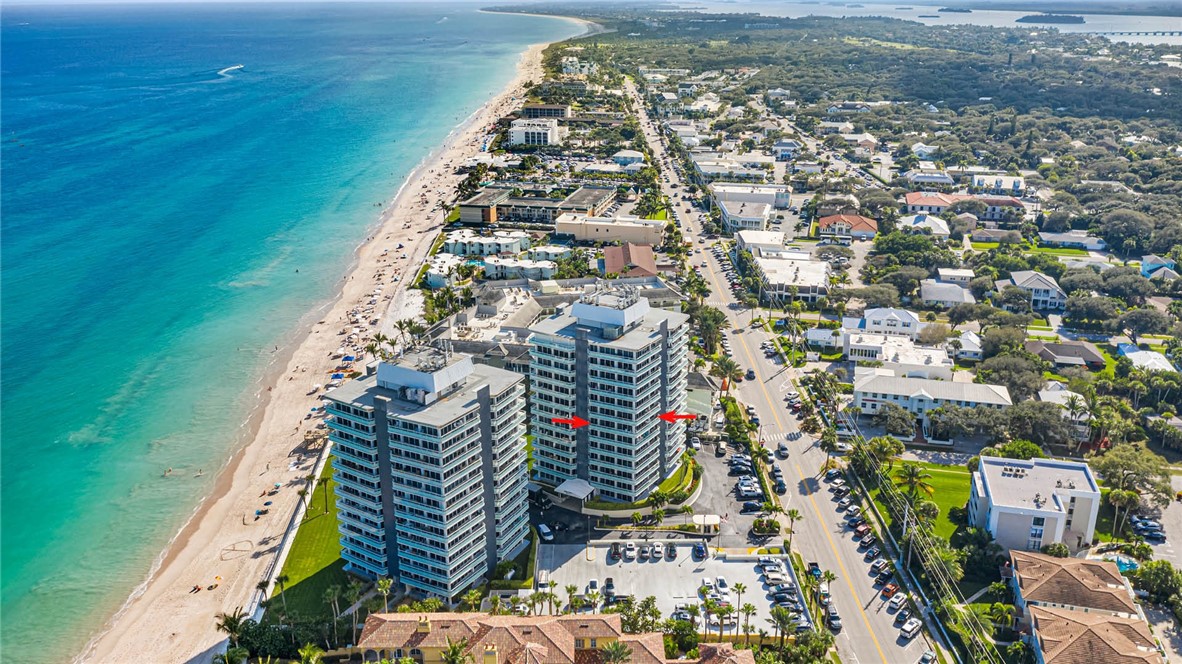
78, 15, 598, 663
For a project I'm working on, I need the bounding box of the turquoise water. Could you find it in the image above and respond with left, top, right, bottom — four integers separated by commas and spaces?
0, 3, 581, 658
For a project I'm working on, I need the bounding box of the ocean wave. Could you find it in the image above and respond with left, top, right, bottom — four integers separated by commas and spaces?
217, 64, 244, 77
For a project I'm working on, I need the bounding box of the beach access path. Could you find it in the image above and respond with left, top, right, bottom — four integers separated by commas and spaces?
78, 29, 584, 663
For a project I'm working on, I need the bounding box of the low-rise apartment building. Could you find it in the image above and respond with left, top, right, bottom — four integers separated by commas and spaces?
322, 349, 529, 599
1009, 551, 1140, 619
459, 187, 615, 226
1028, 607, 1163, 664
751, 254, 830, 303
483, 256, 557, 281
969, 458, 1101, 552
553, 213, 665, 246
844, 333, 954, 380
508, 118, 564, 146
443, 229, 532, 257
852, 373, 1011, 421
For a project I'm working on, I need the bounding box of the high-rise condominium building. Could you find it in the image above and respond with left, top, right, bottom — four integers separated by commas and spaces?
322, 347, 529, 599
528, 285, 689, 503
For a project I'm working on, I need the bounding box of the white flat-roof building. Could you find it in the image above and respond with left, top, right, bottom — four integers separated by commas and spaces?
483, 256, 557, 281
844, 332, 953, 380
853, 373, 1011, 421
970, 458, 1100, 552
735, 230, 787, 257
528, 245, 572, 261
424, 253, 465, 290
444, 229, 532, 257
528, 285, 689, 503
709, 182, 793, 209
718, 199, 771, 232
936, 268, 975, 285
323, 349, 529, 598
752, 255, 830, 303
508, 118, 564, 146
553, 213, 665, 246
973, 174, 1025, 195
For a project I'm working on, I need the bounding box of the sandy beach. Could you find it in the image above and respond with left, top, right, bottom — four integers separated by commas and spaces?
79, 19, 595, 662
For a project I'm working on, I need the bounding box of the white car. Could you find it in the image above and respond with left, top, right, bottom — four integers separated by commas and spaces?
889, 593, 908, 610
652, 544, 664, 560
716, 577, 729, 591
901, 617, 922, 639
624, 542, 637, 560
701, 577, 715, 592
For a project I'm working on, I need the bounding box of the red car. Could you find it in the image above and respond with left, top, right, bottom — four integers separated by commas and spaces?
881, 583, 900, 598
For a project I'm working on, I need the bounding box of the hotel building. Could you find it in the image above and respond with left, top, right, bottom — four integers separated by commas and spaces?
323, 348, 529, 599
528, 285, 690, 503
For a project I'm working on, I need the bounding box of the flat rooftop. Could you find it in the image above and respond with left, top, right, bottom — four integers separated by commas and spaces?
561, 186, 616, 209
530, 305, 688, 351
979, 457, 1099, 513
460, 188, 511, 207
325, 360, 520, 428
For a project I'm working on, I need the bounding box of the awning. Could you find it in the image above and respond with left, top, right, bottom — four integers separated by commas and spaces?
554, 478, 595, 501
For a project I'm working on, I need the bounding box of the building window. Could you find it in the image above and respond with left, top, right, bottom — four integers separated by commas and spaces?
590, 639, 598, 649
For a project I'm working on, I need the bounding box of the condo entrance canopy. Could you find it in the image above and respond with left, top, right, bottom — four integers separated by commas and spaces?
554, 478, 595, 501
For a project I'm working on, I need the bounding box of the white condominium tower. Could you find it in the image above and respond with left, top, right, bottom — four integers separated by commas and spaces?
322, 347, 529, 600
529, 284, 690, 503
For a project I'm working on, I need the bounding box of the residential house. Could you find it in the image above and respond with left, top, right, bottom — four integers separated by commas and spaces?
897, 213, 951, 239
951, 331, 983, 361
1038, 230, 1107, 251
903, 169, 956, 186
910, 142, 940, 159
602, 243, 658, 278
815, 194, 860, 218
904, 192, 1024, 222
972, 228, 1022, 243
1117, 343, 1177, 373
1025, 340, 1106, 370
842, 307, 923, 339
1028, 607, 1163, 664
773, 138, 803, 161
852, 374, 1012, 422
827, 101, 871, 113
839, 132, 879, 150
937, 268, 975, 285
766, 87, 792, 100
1141, 254, 1177, 279
1008, 551, 1140, 618
970, 458, 1100, 552
995, 271, 1067, 310
817, 213, 878, 240
818, 121, 854, 135
920, 279, 976, 308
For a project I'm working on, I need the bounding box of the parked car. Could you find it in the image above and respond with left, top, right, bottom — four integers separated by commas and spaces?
624, 542, 637, 560
895, 608, 912, 624
693, 542, 709, 560
538, 524, 555, 542
870, 559, 889, 574
889, 592, 908, 610
609, 543, 621, 561
826, 604, 842, 631
604, 577, 616, 598
775, 479, 788, 494
666, 543, 677, 559
860, 533, 877, 547
876, 571, 895, 586
881, 583, 900, 598
864, 546, 881, 560
901, 617, 922, 639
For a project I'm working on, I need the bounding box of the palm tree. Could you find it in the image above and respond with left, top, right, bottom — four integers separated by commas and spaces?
548, 580, 558, 615
818, 427, 839, 472
317, 474, 332, 514
377, 577, 393, 612
715, 604, 734, 642
564, 584, 579, 614
214, 606, 247, 648
684, 603, 701, 633
1108, 488, 1140, 538
462, 588, 483, 612
488, 596, 503, 616
585, 591, 601, 614
274, 574, 290, 620
681, 504, 695, 525
298, 643, 326, 664
215, 647, 250, 664
601, 640, 633, 664
768, 606, 795, 654
740, 603, 757, 644
987, 602, 1014, 631
710, 357, 743, 395
894, 462, 935, 500
324, 584, 343, 642
441, 638, 474, 664
785, 509, 802, 553
345, 578, 364, 644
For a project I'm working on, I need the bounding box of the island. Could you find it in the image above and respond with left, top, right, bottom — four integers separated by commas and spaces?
1016, 13, 1086, 23
938, 7, 973, 12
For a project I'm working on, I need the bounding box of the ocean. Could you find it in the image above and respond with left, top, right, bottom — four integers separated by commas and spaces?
0, 3, 582, 658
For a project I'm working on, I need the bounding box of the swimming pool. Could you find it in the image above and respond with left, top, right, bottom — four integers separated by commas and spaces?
1103, 554, 1140, 574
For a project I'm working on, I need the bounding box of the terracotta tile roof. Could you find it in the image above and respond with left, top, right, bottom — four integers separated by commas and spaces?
1030, 606, 1163, 664
357, 613, 632, 664
698, 643, 758, 664
618, 633, 668, 664
817, 214, 877, 232
904, 192, 966, 208
603, 243, 658, 278
1011, 551, 1137, 615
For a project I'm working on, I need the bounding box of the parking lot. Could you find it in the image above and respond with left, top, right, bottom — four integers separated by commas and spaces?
537, 543, 810, 635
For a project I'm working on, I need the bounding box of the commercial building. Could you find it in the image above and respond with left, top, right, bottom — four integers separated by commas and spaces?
852, 373, 1011, 421
553, 213, 665, 246
718, 199, 771, 232
346, 612, 757, 664
709, 183, 792, 231
735, 230, 786, 257
528, 285, 689, 503
458, 187, 615, 226
323, 348, 530, 599
751, 254, 830, 303
969, 458, 1100, 552
508, 118, 564, 146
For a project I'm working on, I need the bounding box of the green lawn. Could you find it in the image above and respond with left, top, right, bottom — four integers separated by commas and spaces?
645, 208, 669, 221
870, 462, 971, 541
269, 459, 350, 621
970, 242, 999, 251
1032, 246, 1088, 256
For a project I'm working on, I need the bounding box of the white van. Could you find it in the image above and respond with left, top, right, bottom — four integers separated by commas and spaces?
537, 524, 555, 542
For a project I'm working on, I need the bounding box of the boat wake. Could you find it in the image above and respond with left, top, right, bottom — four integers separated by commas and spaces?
436, 16, 449, 23
217, 64, 245, 77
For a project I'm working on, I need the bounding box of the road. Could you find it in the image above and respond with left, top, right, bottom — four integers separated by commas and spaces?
628, 80, 929, 663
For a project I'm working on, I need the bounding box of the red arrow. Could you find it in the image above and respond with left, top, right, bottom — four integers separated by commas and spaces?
551, 416, 590, 429
658, 411, 697, 423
